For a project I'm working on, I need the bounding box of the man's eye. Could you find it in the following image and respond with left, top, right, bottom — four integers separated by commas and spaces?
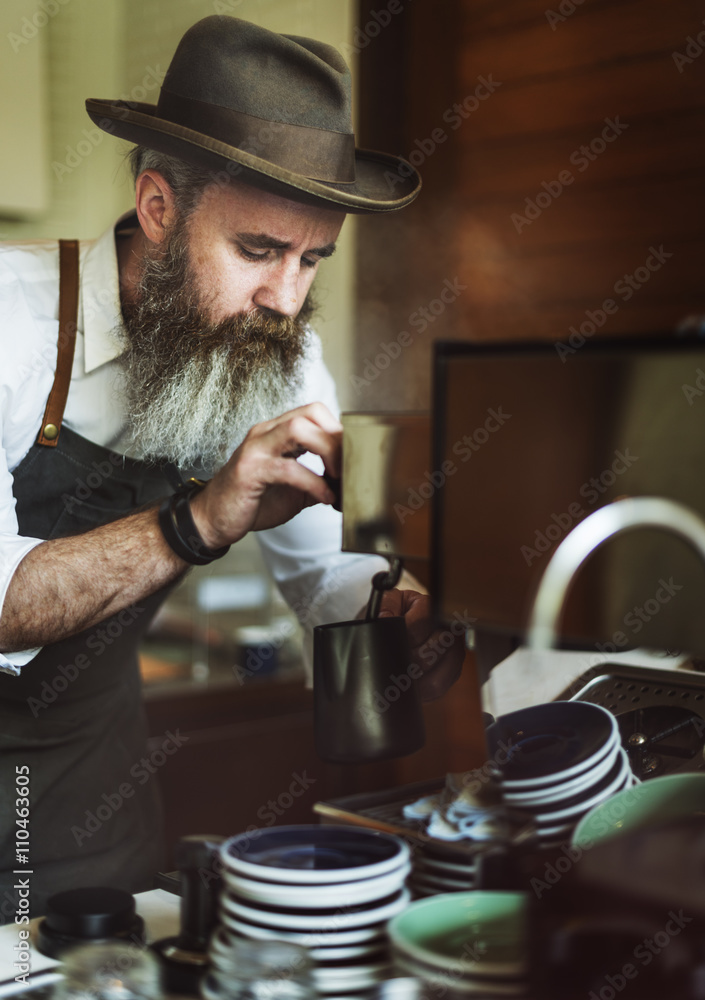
240, 246, 268, 261
301, 256, 319, 269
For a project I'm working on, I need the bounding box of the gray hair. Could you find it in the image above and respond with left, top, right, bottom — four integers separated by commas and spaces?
127, 146, 224, 217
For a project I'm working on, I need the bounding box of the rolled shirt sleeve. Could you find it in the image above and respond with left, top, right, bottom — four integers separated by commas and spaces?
0, 449, 43, 675
0, 246, 61, 675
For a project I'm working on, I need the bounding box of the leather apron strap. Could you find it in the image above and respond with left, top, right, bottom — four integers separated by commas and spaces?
37, 239, 79, 447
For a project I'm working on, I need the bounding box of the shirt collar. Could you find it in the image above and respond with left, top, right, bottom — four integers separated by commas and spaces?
81, 210, 136, 374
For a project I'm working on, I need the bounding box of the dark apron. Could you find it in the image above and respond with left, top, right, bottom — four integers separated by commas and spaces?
0, 242, 176, 921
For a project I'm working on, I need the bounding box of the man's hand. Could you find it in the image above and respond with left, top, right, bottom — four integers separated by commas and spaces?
190, 402, 341, 548
378, 588, 465, 701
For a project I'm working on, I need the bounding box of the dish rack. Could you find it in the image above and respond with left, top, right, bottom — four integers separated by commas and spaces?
314, 663, 705, 871
562, 662, 705, 778
314, 778, 532, 892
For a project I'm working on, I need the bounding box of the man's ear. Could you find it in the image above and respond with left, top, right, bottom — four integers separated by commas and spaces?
134, 170, 177, 245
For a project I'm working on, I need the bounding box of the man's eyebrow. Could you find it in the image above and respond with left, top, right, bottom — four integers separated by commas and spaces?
310, 243, 337, 259
236, 232, 337, 258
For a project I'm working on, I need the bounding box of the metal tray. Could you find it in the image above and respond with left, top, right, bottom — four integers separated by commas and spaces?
558, 661, 705, 708
560, 662, 705, 776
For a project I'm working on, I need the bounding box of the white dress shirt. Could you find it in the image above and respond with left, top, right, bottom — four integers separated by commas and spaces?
0, 217, 385, 676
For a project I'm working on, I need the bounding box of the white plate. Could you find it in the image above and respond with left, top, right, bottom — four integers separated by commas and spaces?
309, 941, 388, 962
411, 872, 476, 892
219, 915, 388, 947
200, 973, 224, 1000
209, 926, 238, 959
498, 707, 620, 790
313, 962, 392, 992
532, 749, 631, 825
393, 952, 527, 996
204, 963, 392, 1000
414, 855, 478, 876
220, 826, 410, 885
220, 888, 411, 931
222, 863, 410, 908
214, 924, 389, 965
502, 739, 620, 806
533, 821, 576, 839
393, 944, 527, 980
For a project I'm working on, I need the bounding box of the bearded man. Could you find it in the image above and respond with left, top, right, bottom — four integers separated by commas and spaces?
0, 16, 462, 918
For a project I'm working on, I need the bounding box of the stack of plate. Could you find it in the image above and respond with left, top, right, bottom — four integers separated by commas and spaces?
215, 825, 411, 995
487, 701, 636, 848
408, 844, 479, 898
389, 891, 529, 998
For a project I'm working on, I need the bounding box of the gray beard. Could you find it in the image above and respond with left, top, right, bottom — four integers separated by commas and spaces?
118, 217, 312, 476
121, 346, 304, 476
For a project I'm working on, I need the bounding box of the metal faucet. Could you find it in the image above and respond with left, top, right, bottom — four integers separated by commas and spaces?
527, 497, 705, 651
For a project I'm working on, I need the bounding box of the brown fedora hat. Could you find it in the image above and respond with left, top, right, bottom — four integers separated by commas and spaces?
86, 15, 420, 214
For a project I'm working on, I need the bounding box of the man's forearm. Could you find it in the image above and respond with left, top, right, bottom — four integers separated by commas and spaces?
0, 508, 186, 652
0, 403, 345, 655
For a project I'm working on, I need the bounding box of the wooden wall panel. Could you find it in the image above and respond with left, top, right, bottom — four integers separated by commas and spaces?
462, 0, 700, 34
355, 0, 705, 410
461, 240, 700, 300
461, 179, 704, 249
462, 0, 700, 81
458, 58, 703, 140
459, 112, 705, 197
459, 304, 697, 344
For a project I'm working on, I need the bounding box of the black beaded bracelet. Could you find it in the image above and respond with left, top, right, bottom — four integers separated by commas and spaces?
158, 479, 230, 566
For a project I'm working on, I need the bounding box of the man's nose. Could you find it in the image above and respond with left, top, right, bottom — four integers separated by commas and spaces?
253, 262, 300, 317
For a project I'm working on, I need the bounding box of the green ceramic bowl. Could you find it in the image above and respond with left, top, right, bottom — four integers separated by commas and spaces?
572, 772, 705, 848
388, 891, 528, 978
